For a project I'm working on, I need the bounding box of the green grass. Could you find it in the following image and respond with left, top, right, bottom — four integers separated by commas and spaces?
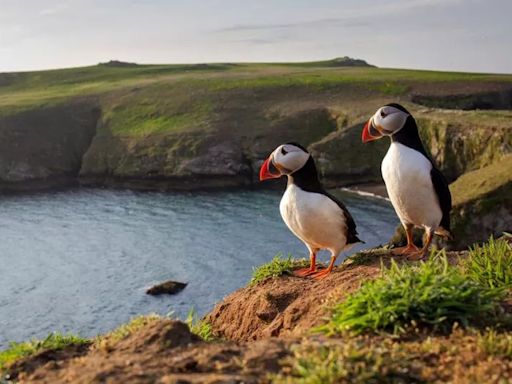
274, 328, 512, 383
450, 155, 512, 206
95, 314, 161, 350
464, 237, 512, 289
477, 328, 512, 358
250, 254, 309, 285
185, 309, 216, 341
1, 61, 511, 116
320, 251, 503, 335
272, 340, 422, 384
101, 91, 213, 136
0, 333, 89, 371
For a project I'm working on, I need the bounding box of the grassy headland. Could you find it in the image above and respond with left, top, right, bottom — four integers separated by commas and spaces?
0, 59, 511, 192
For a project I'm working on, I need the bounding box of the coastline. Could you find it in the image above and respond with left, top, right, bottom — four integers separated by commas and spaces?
341, 183, 389, 200
0, 177, 387, 197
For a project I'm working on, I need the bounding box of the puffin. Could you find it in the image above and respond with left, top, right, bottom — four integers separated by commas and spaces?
362, 103, 452, 259
259, 142, 362, 279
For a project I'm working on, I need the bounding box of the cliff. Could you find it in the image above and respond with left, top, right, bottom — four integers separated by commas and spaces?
0, 62, 511, 190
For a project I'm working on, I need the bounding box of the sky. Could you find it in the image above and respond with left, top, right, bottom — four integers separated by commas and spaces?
0, 0, 511, 73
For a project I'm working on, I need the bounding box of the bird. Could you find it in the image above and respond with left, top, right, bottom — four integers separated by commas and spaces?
259, 142, 362, 279
362, 103, 452, 259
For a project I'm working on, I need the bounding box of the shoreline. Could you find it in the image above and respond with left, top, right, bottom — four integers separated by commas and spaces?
341, 183, 389, 199
0, 177, 387, 197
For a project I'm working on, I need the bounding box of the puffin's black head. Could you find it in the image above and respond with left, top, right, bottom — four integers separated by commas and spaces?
259, 143, 310, 181
362, 103, 413, 143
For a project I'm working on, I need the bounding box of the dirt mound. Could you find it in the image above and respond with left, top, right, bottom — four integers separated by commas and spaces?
6, 343, 90, 382
14, 319, 292, 384
207, 256, 385, 342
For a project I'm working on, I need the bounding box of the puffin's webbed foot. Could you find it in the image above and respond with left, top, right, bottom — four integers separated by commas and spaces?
309, 255, 337, 279
391, 243, 420, 256
406, 230, 433, 261
309, 268, 332, 280
293, 267, 317, 277
406, 249, 427, 261
294, 251, 318, 278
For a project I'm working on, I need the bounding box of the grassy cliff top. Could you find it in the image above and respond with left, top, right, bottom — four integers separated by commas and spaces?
1, 60, 511, 117
451, 155, 512, 206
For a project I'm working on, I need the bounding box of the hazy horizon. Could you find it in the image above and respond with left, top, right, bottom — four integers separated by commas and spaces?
1, 0, 511, 74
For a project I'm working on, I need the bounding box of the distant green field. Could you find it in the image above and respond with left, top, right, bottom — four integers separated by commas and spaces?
1, 60, 511, 136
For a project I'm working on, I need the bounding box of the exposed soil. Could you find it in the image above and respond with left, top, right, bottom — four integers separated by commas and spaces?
11, 319, 293, 384
6, 253, 389, 383
206, 258, 384, 342
206, 249, 469, 342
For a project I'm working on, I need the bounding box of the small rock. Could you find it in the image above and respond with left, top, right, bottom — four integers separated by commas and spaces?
146, 281, 187, 295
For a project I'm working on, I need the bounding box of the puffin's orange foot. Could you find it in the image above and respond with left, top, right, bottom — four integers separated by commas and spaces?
392, 244, 420, 256
293, 267, 317, 277
406, 249, 427, 261
309, 269, 332, 280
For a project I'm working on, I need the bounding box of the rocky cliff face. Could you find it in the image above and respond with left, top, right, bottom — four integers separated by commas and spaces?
79, 102, 340, 188
309, 123, 388, 187
416, 111, 512, 181
0, 98, 510, 195
0, 102, 99, 189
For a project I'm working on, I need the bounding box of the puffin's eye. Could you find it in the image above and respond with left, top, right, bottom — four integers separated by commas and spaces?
281, 147, 288, 155
380, 110, 388, 118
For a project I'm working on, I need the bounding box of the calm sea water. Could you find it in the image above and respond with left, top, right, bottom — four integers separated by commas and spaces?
0, 188, 397, 348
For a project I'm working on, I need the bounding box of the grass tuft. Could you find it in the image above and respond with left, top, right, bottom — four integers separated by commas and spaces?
0, 333, 89, 371
250, 254, 309, 285
185, 309, 216, 341
464, 236, 512, 289
477, 328, 512, 358
95, 314, 161, 350
272, 340, 422, 384
320, 250, 503, 335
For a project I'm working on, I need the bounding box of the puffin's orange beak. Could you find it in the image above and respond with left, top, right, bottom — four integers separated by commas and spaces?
259, 157, 281, 181
362, 118, 382, 143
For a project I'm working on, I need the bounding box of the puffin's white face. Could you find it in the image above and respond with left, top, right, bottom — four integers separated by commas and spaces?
372, 105, 409, 135
362, 104, 410, 142
259, 143, 310, 180
272, 144, 310, 174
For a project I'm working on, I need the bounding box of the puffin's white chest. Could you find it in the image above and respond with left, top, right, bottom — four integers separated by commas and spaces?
381, 143, 442, 229
279, 184, 349, 254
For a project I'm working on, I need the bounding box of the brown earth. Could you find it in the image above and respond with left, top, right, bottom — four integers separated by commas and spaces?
11, 319, 512, 384
10, 318, 293, 384
0, 252, 400, 384
205, 249, 468, 342
206, 257, 384, 342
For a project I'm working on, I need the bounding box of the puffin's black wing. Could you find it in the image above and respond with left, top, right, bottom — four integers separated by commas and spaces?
324, 191, 363, 245
430, 167, 452, 236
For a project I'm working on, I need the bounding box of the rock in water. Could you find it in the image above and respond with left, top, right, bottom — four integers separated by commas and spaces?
146, 281, 187, 295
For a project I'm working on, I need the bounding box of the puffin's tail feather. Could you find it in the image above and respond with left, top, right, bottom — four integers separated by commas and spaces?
348, 234, 365, 245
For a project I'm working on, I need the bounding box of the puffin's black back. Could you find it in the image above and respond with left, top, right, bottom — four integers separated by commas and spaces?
289, 154, 362, 245
387, 106, 453, 235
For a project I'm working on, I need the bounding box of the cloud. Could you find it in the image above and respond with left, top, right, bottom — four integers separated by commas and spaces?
230, 38, 276, 45
219, 18, 368, 33
216, 0, 462, 33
